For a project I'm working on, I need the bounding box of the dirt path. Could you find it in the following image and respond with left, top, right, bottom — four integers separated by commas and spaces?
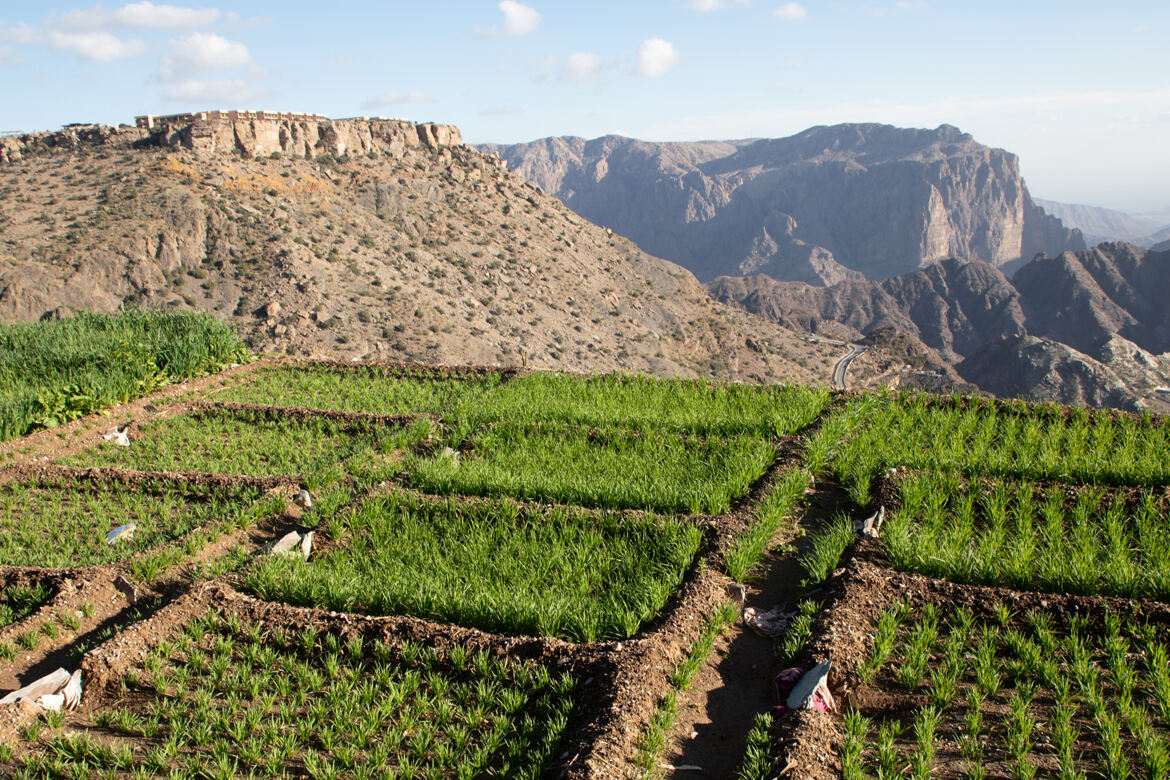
661, 482, 854, 778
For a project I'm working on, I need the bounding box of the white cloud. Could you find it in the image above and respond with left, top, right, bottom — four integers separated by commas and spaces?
635, 38, 679, 77
894, 0, 927, 10
773, 2, 808, 21
0, 23, 42, 44
361, 90, 434, 109
562, 51, 603, 82
48, 29, 146, 61
114, 2, 220, 29
688, 0, 751, 10
158, 32, 251, 79
49, 2, 218, 30
0, 44, 16, 66
162, 77, 268, 103
499, 1, 540, 36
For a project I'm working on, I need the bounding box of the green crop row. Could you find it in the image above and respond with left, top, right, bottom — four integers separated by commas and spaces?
847, 602, 1170, 780
244, 490, 702, 643
60, 408, 395, 481
410, 422, 775, 515
884, 473, 1170, 602
209, 365, 503, 417
9, 610, 574, 779
0, 479, 264, 569
215, 365, 830, 438
831, 393, 1170, 500
0, 310, 247, 442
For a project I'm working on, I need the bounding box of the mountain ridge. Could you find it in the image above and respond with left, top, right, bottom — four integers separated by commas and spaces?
480, 123, 1085, 284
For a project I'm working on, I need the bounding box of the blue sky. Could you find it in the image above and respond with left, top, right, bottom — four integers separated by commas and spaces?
1, 1, 1167, 212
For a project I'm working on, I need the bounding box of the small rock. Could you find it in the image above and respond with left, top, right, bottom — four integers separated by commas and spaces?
726, 583, 748, 603
114, 574, 138, 605
270, 531, 302, 556
106, 524, 136, 544
300, 531, 314, 561
294, 489, 312, 509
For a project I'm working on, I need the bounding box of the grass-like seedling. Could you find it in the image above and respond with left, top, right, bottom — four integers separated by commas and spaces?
0, 479, 262, 568
738, 711, 778, 780
0, 583, 51, 628
13, 610, 575, 779
883, 474, 1170, 601
61, 408, 387, 478
409, 422, 775, 514
0, 309, 247, 442
210, 364, 502, 415
832, 394, 1170, 500
798, 513, 856, 586
245, 491, 702, 642
724, 469, 812, 582
855, 603, 1170, 779
461, 371, 830, 437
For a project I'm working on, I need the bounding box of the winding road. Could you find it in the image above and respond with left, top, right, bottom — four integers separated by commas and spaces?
831, 344, 866, 390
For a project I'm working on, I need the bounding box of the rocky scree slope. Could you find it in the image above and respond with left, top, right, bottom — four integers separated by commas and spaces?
0, 117, 838, 383
481, 123, 1085, 284
709, 244, 1170, 410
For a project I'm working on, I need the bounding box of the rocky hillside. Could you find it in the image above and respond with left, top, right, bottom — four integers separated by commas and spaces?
709, 244, 1170, 410
481, 124, 1085, 284
0, 116, 840, 384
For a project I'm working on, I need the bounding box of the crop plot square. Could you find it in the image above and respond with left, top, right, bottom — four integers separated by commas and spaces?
845, 592, 1170, 780
13, 608, 576, 779
407, 422, 775, 514
59, 408, 387, 479
0, 476, 261, 568
244, 491, 702, 642
209, 364, 503, 416
881, 473, 1170, 600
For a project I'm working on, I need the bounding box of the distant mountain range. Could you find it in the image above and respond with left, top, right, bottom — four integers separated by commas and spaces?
481, 123, 1085, 285
1033, 199, 1170, 248
485, 124, 1169, 410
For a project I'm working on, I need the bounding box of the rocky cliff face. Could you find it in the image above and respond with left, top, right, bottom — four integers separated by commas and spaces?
481, 123, 1085, 284
0, 116, 462, 165
0, 117, 837, 385
709, 245, 1170, 410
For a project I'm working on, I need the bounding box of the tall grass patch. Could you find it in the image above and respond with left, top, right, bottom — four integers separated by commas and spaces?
0, 479, 261, 568
408, 422, 774, 514
14, 610, 575, 779
211, 365, 501, 415
60, 409, 387, 479
461, 371, 829, 437
245, 492, 702, 642
885, 473, 1170, 600
0, 310, 246, 442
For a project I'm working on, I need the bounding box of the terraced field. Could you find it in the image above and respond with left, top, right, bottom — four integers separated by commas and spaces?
2, 363, 1167, 779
